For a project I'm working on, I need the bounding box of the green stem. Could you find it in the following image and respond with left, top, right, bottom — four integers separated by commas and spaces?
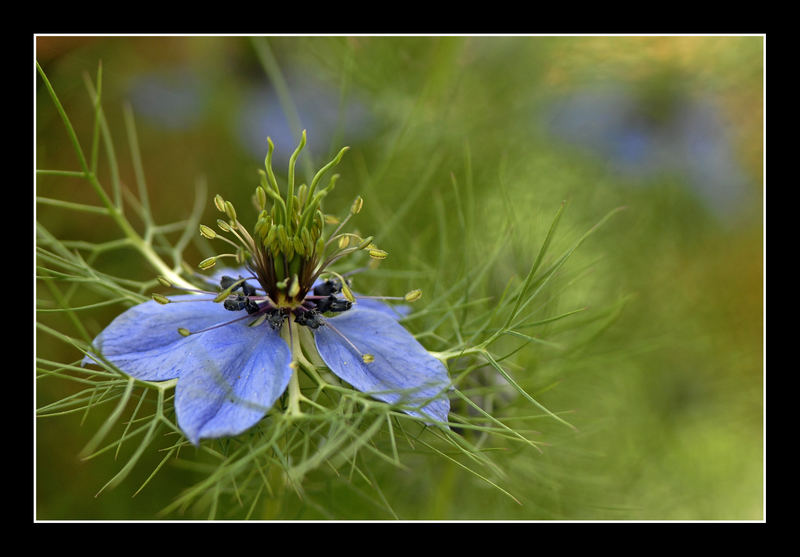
37, 61, 193, 291
284, 316, 303, 417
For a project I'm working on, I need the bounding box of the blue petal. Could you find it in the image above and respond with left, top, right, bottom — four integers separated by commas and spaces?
84, 295, 293, 444
314, 307, 450, 424
83, 295, 230, 381
353, 297, 410, 320
173, 322, 292, 444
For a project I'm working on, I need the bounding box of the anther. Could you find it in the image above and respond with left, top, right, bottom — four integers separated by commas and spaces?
362, 354, 375, 364
199, 224, 217, 239
198, 257, 217, 270
152, 293, 171, 305
341, 283, 355, 302
156, 276, 172, 288
351, 196, 364, 215
368, 248, 388, 260
404, 289, 422, 302
178, 327, 191, 337
224, 200, 237, 222
214, 194, 226, 212
357, 236, 374, 249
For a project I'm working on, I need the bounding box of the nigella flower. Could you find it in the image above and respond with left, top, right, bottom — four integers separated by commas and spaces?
83, 132, 450, 445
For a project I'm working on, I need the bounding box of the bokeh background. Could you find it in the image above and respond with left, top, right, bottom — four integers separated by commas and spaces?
35, 35, 763, 520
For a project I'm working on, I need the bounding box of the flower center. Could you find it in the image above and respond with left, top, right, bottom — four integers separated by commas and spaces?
156, 133, 419, 342
218, 275, 353, 330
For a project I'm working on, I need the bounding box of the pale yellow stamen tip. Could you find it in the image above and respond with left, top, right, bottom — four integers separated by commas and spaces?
368, 248, 388, 260
338, 235, 350, 249
404, 289, 422, 302
214, 194, 226, 212
224, 200, 237, 222
351, 196, 364, 215
198, 257, 217, 270
156, 276, 172, 288
199, 224, 217, 239
152, 293, 171, 305
362, 354, 375, 364
177, 327, 191, 337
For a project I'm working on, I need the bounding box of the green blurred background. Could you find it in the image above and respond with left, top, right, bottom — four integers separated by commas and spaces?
35, 35, 763, 520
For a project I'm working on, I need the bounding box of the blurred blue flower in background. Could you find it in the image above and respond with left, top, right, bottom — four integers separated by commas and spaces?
128, 67, 210, 130
545, 86, 752, 216
237, 72, 375, 166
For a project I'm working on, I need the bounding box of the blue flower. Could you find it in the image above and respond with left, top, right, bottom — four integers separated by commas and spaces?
544, 86, 751, 216
83, 133, 450, 445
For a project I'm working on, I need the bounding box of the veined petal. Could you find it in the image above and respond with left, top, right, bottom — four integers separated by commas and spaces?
82, 294, 231, 381
314, 307, 450, 424
83, 294, 294, 444
174, 323, 292, 444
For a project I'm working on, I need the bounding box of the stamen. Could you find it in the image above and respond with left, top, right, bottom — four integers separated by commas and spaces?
152, 293, 171, 305
176, 304, 273, 336
199, 224, 216, 239
322, 318, 374, 364
198, 253, 239, 270
355, 294, 410, 302
224, 200, 237, 222
205, 229, 244, 252
157, 281, 223, 297
213, 277, 248, 302
350, 195, 364, 215
314, 239, 374, 277
198, 257, 217, 270
213, 194, 226, 212
404, 289, 422, 302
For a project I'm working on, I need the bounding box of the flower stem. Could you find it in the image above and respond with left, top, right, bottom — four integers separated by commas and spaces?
286, 316, 303, 417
